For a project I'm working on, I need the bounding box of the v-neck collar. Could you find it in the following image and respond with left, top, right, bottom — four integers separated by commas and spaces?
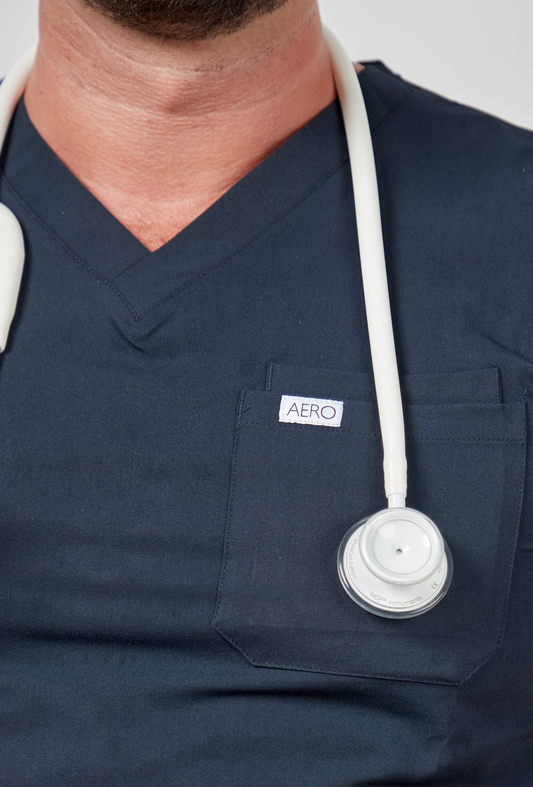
0, 63, 412, 320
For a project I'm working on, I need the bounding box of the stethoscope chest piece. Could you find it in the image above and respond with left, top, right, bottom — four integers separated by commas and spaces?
338, 508, 453, 618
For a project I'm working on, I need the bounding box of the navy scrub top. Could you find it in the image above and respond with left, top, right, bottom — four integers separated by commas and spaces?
0, 62, 532, 786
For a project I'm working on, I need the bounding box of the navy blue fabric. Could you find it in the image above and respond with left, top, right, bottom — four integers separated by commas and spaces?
0, 63, 532, 785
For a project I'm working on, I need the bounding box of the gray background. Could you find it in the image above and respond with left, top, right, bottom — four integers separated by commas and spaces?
1, 0, 532, 129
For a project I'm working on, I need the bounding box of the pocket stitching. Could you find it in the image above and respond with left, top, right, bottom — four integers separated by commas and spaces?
242, 420, 524, 443
212, 389, 246, 625
494, 397, 528, 655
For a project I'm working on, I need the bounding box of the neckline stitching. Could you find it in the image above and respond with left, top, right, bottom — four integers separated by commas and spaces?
131, 155, 350, 322
0, 172, 140, 321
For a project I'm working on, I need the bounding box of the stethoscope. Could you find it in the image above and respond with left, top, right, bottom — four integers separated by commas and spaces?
0, 30, 452, 619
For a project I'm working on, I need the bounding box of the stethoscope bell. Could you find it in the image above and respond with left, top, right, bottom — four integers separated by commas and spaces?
338, 508, 453, 618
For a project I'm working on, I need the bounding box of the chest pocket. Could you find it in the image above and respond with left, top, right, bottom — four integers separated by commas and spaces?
212, 364, 526, 685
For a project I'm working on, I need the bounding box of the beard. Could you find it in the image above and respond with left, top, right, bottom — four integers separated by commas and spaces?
81, 0, 290, 39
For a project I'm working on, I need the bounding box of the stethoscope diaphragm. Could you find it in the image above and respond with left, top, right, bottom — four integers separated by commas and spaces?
338, 508, 453, 618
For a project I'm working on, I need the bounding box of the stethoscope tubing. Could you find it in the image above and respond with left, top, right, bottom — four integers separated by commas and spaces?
324, 28, 407, 508
0, 33, 408, 509
0, 46, 35, 353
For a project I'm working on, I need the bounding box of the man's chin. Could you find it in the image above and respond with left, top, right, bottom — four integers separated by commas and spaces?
81, 0, 289, 40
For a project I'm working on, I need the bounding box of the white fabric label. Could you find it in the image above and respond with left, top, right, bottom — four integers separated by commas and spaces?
279, 395, 344, 428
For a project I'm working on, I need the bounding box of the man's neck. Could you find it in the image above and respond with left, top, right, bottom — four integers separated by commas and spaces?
25, 0, 338, 251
